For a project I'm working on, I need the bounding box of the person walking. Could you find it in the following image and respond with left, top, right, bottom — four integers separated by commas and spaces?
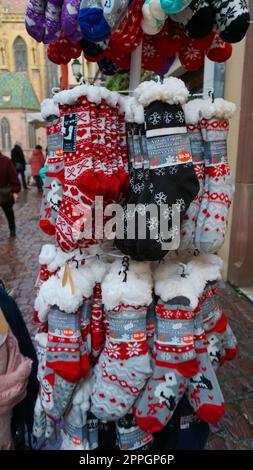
0, 150, 21, 238
30, 145, 45, 194
11, 144, 28, 190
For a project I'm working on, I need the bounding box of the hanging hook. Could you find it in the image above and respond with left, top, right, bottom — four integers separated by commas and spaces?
179, 263, 188, 278
208, 89, 215, 103
118, 256, 130, 282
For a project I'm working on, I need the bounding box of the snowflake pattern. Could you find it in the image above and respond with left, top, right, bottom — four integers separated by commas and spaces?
164, 111, 173, 124
126, 342, 142, 358
168, 166, 178, 175
162, 206, 173, 220
154, 192, 167, 206
143, 43, 156, 58
218, 6, 236, 27
175, 198, 186, 212
168, 226, 179, 240
154, 168, 166, 176
147, 217, 159, 231
107, 342, 120, 358
125, 208, 135, 220
136, 170, 144, 181
148, 112, 161, 126
175, 110, 185, 124
133, 182, 144, 194
213, 165, 226, 178
136, 204, 147, 216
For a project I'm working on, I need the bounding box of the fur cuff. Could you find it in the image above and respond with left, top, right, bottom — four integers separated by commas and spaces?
35, 332, 48, 348
184, 99, 203, 124
201, 98, 236, 120
102, 260, 153, 310
39, 244, 57, 266
162, 77, 189, 105
41, 99, 60, 119
135, 78, 189, 107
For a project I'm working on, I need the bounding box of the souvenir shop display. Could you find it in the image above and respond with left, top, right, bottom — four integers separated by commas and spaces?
25, 0, 248, 451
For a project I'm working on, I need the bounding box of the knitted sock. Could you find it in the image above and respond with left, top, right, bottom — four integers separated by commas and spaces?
206, 34, 233, 63
171, 0, 214, 38
40, 369, 76, 421
79, 0, 129, 42
142, 34, 168, 72
198, 99, 236, 253
33, 393, 47, 439
44, 0, 63, 44
147, 299, 156, 352
223, 324, 239, 361
187, 309, 225, 425
180, 100, 205, 249
110, 0, 143, 54
87, 412, 99, 450
151, 0, 192, 16
80, 38, 107, 61
134, 297, 198, 433
91, 283, 105, 361
141, 0, 164, 36
104, 100, 119, 201
89, 98, 107, 197
25, 0, 46, 42
61, 0, 81, 38
210, 0, 250, 43
200, 284, 227, 369
110, 103, 123, 200
179, 38, 205, 72
95, 97, 111, 199
116, 413, 153, 450
80, 296, 92, 359
61, 380, 91, 449
46, 307, 84, 383
40, 119, 64, 236
118, 111, 129, 195
135, 80, 199, 261
91, 305, 151, 421
55, 95, 97, 252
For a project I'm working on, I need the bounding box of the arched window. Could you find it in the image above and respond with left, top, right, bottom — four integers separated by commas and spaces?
14, 37, 28, 72
1, 118, 11, 150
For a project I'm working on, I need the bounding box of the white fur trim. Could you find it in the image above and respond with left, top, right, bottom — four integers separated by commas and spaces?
200, 98, 236, 120
86, 85, 102, 104
155, 271, 202, 309
149, 0, 167, 20
162, 77, 189, 105
41, 99, 60, 119
34, 271, 85, 322
183, 99, 203, 124
135, 81, 164, 106
47, 247, 76, 272
39, 244, 57, 266
85, 258, 108, 284
102, 260, 153, 310
35, 332, 47, 348
53, 85, 88, 106
135, 78, 189, 107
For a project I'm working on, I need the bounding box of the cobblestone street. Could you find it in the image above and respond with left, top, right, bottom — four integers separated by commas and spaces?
0, 189, 253, 450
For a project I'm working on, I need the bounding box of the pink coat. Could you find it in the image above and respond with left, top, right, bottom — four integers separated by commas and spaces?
0, 329, 32, 449
30, 149, 45, 176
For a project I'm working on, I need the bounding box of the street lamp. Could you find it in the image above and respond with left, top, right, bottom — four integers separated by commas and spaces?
71, 58, 82, 82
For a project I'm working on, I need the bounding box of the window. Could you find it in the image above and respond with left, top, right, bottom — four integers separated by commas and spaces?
14, 37, 28, 72
1, 118, 11, 150
28, 123, 36, 149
